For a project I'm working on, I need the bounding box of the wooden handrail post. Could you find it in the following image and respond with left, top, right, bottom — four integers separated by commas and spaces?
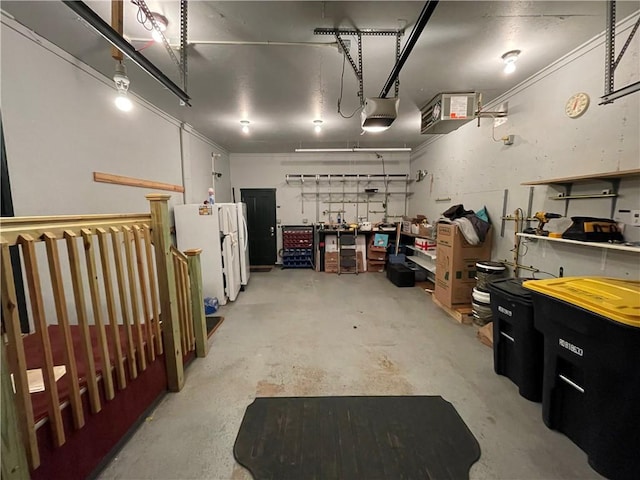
1, 341, 30, 480
146, 194, 184, 391
185, 249, 208, 358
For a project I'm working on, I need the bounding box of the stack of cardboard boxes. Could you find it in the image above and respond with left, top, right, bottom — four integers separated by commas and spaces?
367, 238, 387, 273
434, 223, 492, 308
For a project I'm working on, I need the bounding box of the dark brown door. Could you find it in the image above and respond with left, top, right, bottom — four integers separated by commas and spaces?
241, 188, 277, 265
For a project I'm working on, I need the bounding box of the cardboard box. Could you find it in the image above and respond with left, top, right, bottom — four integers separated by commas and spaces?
434, 224, 492, 308
367, 260, 385, 273
368, 248, 387, 262
325, 252, 338, 272
325, 251, 365, 273
418, 224, 434, 238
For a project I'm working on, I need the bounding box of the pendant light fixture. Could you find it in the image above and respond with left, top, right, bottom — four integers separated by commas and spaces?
113, 60, 133, 111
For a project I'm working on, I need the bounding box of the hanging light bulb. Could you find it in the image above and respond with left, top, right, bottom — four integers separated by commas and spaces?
113, 61, 133, 112
240, 120, 250, 134
115, 91, 133, 111
313, 119, 323, 133
150, 13, 168, 43
502, 50, 521, 74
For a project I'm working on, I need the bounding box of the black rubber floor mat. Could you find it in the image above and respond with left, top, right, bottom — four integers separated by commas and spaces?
205, 316, 224, 338
233, 396, 481, 480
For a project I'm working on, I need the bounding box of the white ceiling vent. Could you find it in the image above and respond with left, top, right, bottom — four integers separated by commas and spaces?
420, 92, 479, 134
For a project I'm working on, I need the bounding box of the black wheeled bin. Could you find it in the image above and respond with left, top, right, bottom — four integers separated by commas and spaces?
488, 278, 543, 402
524, 277, 640, 480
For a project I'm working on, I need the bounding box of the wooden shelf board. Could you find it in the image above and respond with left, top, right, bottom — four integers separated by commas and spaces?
521, 168, 640, 186
517, 233, 640, 253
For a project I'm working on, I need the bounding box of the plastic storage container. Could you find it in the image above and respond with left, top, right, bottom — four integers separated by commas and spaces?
523, 277, 640, 480
386, 263, 415, 287
488, 278, 542, 401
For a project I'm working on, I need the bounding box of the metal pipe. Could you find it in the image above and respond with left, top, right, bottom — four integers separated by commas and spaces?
62, 1, 191, 105
379, 0, 439, 98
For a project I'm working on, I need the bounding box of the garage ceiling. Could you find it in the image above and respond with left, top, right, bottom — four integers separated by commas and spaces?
3, 1, 639, 153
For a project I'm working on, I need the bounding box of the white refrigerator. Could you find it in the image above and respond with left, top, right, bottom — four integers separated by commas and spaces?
174, 204, 241, 305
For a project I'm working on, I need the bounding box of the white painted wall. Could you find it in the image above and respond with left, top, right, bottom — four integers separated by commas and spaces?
1, 16, 228, 216
0, 16, 229, 327
182, 125, 230, 204
230, 152, 410, 260
409, 13, 640, 279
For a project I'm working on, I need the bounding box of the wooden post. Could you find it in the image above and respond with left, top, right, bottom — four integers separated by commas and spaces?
1, 341, 30, 480
146, 194, 184, 391
1, 244, 39, 470
185, 249, 208, 358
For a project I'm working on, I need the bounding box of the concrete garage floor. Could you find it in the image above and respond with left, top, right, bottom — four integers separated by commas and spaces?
99, 269, 601, 480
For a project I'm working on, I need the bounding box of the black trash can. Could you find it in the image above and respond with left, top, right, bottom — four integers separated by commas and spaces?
488, 278, 543, 402
524, 277, 640, 480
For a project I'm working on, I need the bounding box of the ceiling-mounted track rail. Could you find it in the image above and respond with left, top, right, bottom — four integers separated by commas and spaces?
63, 0, 191, 106
380, 0, 439, 98
600, 1, 640, 104
314, 28, 404, 37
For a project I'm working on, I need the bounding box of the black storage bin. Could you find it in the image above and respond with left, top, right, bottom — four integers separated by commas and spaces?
488, 278, 543, 402
524, 277, 640, 480
386, 263, 415, 287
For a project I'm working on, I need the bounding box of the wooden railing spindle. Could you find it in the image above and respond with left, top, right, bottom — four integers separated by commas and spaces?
184, 262, 195, 349
122, 226, 146, 371
64, 231, 101, 414
1, 244, 40, 469
185, 249, 208, 358
172, 254, 188, 354
17, 234, 65, 447
132, 225, 155, 362
42, 233, 86, 428
109, 227, 137, 380
96, 228, 126, 389
81, 229, 115, 401
143, 224, 162, 354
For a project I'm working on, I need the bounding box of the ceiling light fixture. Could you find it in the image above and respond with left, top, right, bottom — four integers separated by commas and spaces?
313, 119, 323, 133
295, 147, 412, 153
240, 120, 250, 134
150, 13, 168, 43
501, 50, 521, 74
113, 61, 133, 111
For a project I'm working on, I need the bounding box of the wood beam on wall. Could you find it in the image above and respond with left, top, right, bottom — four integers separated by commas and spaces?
93, 172, 185, 193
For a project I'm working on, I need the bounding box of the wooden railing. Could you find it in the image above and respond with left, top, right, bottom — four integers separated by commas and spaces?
0, 194, 207, 474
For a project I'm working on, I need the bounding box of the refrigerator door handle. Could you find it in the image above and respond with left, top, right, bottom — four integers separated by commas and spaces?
241, 214, 249, 251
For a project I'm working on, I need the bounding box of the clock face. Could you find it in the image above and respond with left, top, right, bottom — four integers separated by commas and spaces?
565, 92, 590, 118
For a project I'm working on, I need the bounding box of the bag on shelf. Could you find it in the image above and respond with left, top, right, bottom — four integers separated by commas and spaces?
562, 216, 624, 242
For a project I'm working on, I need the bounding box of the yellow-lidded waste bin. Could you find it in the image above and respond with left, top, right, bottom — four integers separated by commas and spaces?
523, 277, 640, 480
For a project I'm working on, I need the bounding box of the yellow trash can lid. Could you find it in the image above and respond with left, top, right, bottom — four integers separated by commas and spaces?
523, 277, 640, 327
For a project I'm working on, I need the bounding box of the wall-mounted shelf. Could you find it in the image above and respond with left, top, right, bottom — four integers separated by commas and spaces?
549, 194, 617, 200
400, 231, 436, 240
521, 169, 640, 185
522, 169, 640, 218
286, 172, 411, 223
517, 233, 640, 253
407, 255, 436, 274
406, 245, 437, 259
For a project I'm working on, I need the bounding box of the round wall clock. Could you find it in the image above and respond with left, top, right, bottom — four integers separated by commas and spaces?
565, 92, 590, 118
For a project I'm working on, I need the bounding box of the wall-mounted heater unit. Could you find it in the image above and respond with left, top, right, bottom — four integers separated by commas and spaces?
420, 92, 479, 134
